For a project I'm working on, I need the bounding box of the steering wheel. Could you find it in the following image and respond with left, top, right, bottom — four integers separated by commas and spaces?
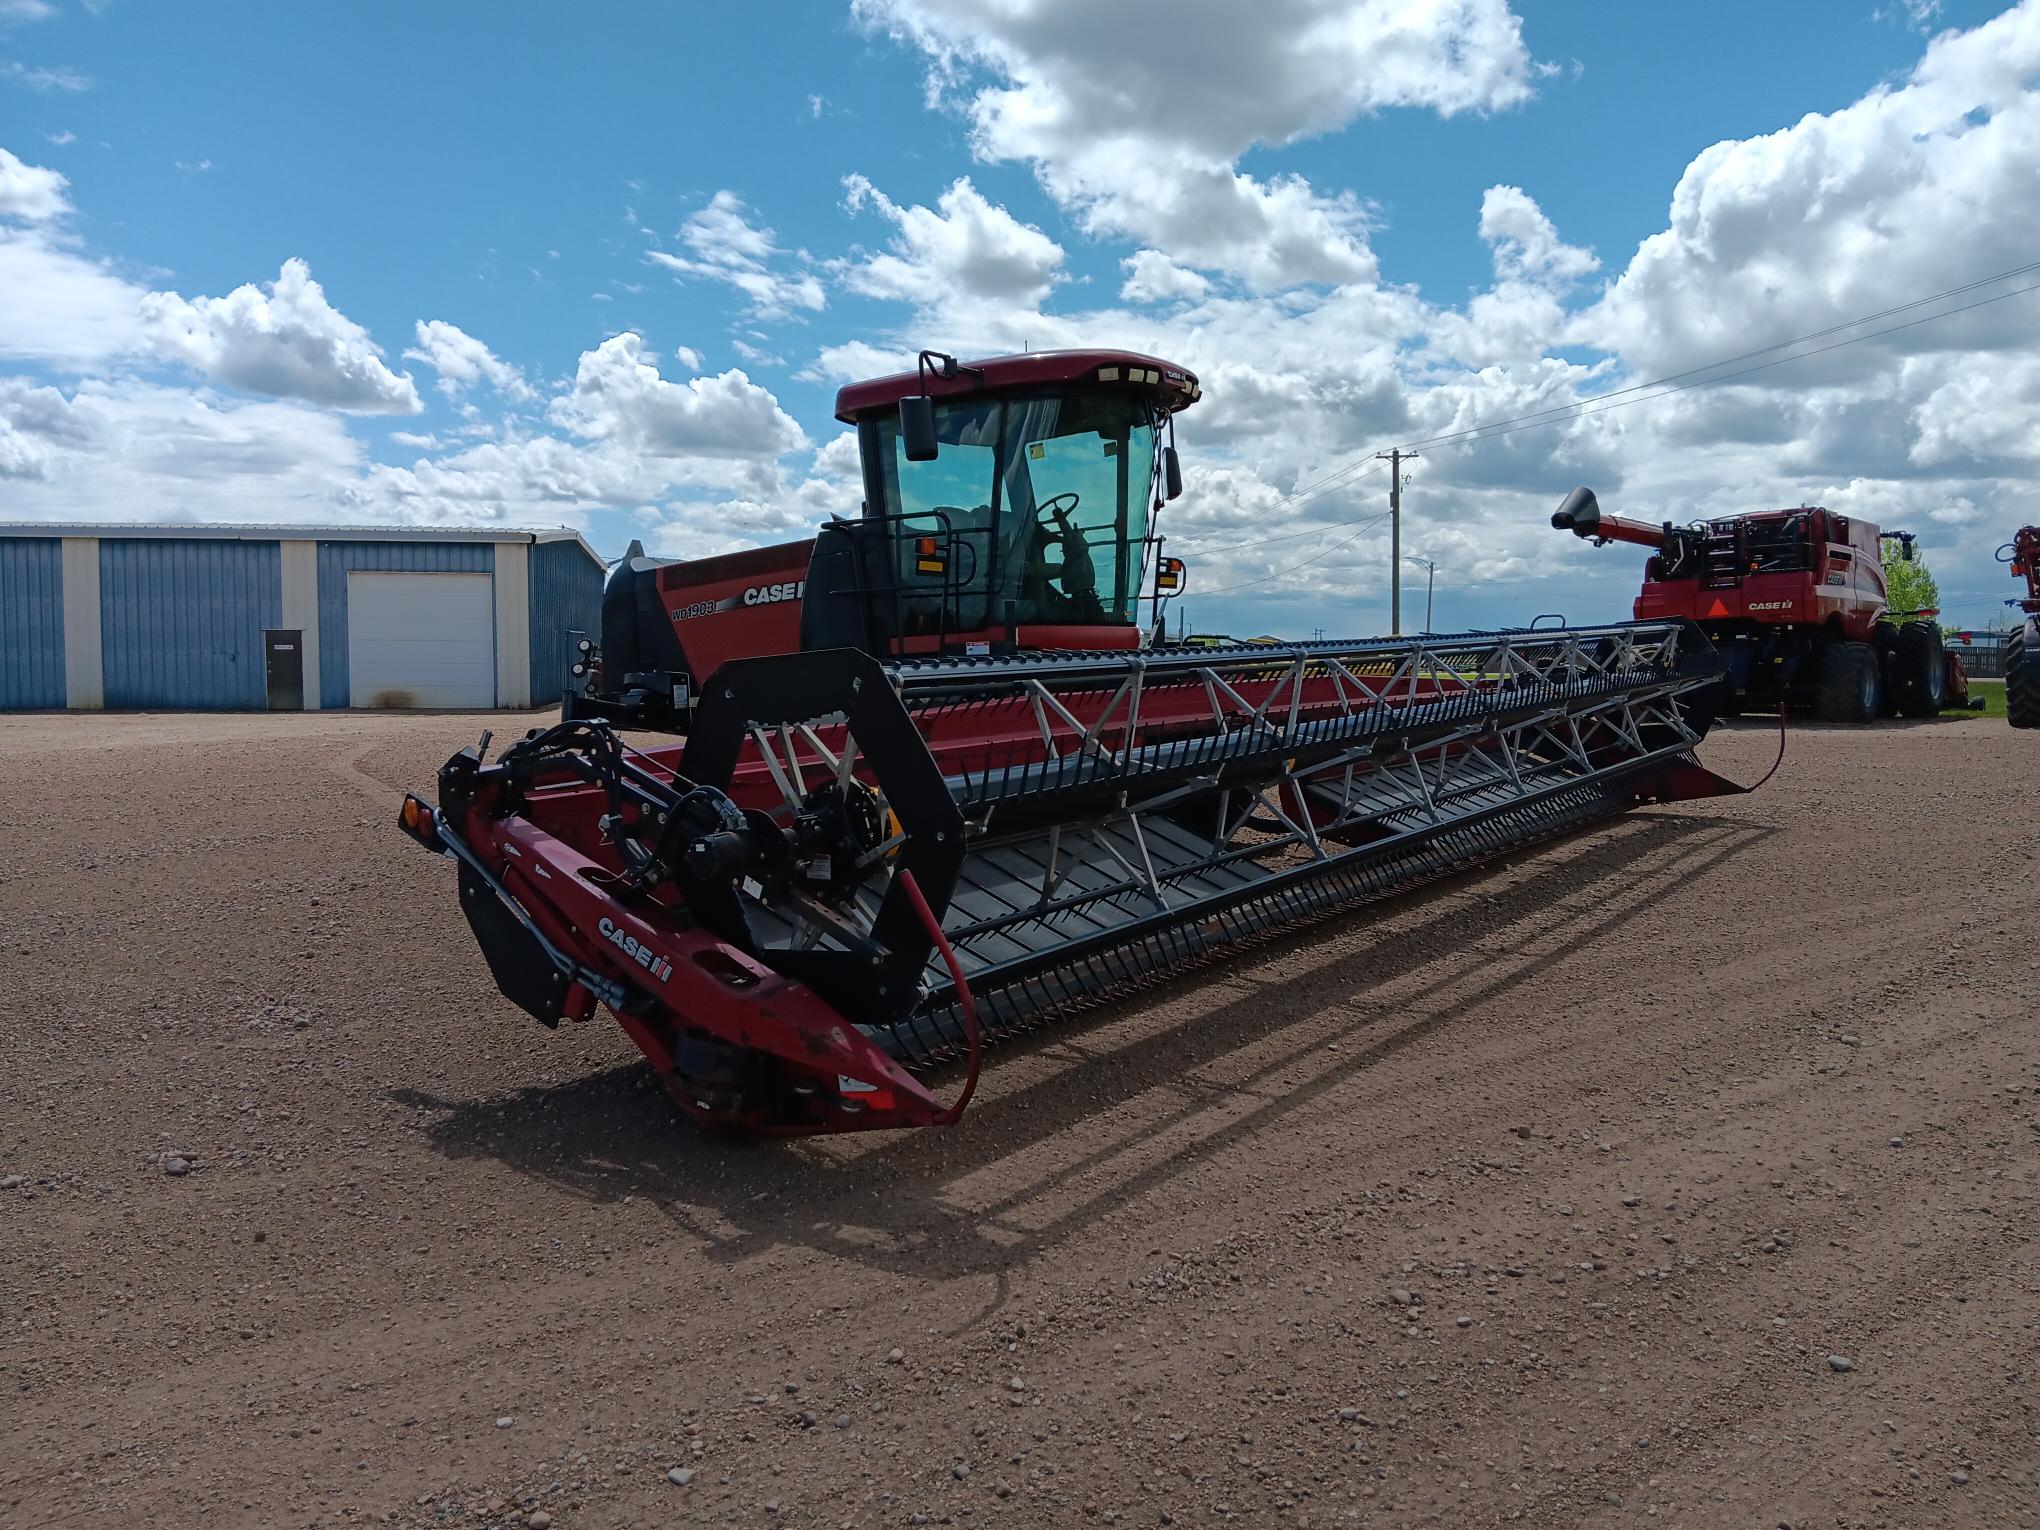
1035, 491, 1082, 521
1030, 492, 1096, 598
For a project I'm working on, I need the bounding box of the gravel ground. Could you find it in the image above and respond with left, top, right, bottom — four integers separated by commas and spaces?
2, 707, 2037, 1530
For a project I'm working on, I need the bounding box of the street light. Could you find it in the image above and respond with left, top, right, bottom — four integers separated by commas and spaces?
1409, 556, 1437, 633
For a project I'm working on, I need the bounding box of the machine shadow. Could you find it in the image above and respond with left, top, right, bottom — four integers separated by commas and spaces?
394, 809, 1766, 1283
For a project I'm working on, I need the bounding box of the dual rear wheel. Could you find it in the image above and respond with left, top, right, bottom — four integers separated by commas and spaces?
1816, 626, 1949, 724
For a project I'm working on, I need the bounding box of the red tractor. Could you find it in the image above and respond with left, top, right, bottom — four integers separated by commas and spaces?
1552, 488, 1974, 723
1998, 525, 2040, 728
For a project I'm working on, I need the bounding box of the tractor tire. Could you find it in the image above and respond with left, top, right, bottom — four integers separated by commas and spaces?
1894, 623, 1947, 718
2009, 620, 2040, 730
1816, 641, 1881, 724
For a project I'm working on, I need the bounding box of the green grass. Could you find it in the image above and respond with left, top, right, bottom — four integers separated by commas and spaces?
1940, 677, 2006, 721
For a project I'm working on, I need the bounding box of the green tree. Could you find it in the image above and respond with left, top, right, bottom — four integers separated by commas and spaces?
1882, 539, 1941, 616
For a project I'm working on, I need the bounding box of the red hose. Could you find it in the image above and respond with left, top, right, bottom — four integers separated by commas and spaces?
896, 868, 981, 1127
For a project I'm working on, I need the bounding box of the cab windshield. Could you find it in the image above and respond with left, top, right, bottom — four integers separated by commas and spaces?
867, 392, 1158, 634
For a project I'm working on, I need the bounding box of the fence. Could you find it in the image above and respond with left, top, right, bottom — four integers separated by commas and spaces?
1946, 632, 2009, 679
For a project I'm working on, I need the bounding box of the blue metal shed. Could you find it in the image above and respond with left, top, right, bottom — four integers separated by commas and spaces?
0, 536, 66, 710
0, 524, 607, 712
529, 537, 606, 705
314, 539, 497, 710
100, 537, 280, 709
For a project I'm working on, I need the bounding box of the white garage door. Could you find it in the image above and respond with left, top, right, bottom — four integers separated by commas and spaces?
347, 571, 496, 708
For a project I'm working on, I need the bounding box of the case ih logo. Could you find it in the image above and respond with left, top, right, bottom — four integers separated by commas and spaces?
1747, 600, 1795, 611
670, 580, 806, 621
599, 916, 674, 983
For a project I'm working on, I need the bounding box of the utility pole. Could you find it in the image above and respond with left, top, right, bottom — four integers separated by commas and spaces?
1376, 449, 1417, 634
1411, 556, 1437, 633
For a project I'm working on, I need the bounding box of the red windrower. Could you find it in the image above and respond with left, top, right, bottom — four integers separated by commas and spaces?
399, 351, 1751, 1135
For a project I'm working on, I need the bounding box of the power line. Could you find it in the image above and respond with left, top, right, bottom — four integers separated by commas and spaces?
1170, 507, 1374, 553
1195, 512, 1391, 595
1411, 277, 2040, 457
1168, 461, 1388, 552
1257, 258, 2040, 511
1182, 261, 2040, 601
1169, 479, 1387, 555
1398, 257, 2040, 456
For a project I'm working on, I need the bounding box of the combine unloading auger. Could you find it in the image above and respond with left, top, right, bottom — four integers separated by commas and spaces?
402, 620, 1744, 1134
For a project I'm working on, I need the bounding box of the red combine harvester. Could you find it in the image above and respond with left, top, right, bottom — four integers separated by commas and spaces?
1552, 488, 1973, 722
1999, 524, 2040, 728
398, 350, 1748, 1135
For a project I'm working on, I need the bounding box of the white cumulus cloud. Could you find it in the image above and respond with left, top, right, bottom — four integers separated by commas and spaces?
140, 257, 422, 414
0, 143, 67, 220
840, 174, 1065, 307
0, 241, 146, 367
857, 0, 1533, 288
647, 190, 826, 320
1119, 249, 1211, 305
404, 318, 535, 401
0, 375, 370, 520
1584, 2, 2040, 379
548, 331, 808, 458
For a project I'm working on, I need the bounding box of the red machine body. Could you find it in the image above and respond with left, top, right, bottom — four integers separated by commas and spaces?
398, 358, 1750, 1138
1622, 507, 1890, 640
1999, 525, 2040, 728
1553, 487, 1972, 721
640, 539, 813, 683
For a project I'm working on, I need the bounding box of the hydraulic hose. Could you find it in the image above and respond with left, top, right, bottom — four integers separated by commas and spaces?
896, 868, 981, 1126
1746, 702, 1788, 793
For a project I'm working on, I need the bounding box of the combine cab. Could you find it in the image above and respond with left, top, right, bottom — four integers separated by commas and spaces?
1999, 525, 2040, 728
1552, 488, 1974, 722
398, 353, 1750, 1135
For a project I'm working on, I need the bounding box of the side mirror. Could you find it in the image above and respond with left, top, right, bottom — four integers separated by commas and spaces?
899, 396, 938, 462
1162, 445, 1183, 501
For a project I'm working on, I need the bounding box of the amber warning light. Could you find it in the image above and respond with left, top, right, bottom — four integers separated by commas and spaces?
399, 794, 444, 852
1156, 557, 1186, 595
915, 535, 947, 576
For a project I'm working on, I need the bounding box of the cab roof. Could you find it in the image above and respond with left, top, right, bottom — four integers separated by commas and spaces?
833, 349, 1199, 423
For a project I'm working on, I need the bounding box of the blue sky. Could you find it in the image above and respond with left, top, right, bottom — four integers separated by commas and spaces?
3, 0, 2037, 632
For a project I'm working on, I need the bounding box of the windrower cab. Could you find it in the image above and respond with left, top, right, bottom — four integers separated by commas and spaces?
568, 348, 1196, 733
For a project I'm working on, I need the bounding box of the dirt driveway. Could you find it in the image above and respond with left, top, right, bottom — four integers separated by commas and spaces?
3, 708, 2036, 1529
